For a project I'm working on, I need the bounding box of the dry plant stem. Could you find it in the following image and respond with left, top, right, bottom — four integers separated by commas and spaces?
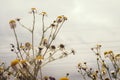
47, 27, 53, 43
45, 50, 59, 61
13, 28, 23, 60
110, 57, 118, 80
106, 67, 112, 80
96, 50, 112, 80
42, 52, 72, 67
18, 22, 32, 32
43, 21, 65, 57
54, 20, 65, 39
32, 12, 35, 57
79, 69, 86, 80
39, 66, 43, 80
39, 15, 45, 46
96, 59, 103, 80
13, 47, 20, 59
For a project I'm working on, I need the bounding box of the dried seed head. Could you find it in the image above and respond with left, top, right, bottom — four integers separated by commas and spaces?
15, 18, 21, 21
40, 11, 47, 16
91, 48, 94, 50
71, 49, 75, 55
108, 50, 113, 54
50, 45, 56, 50
38, 46, 44, 51
31, 8, 37, 13
25, 42, 31, 50
9, 20, 16, 29
59, 44, 65, 49
104, 78, 110, 80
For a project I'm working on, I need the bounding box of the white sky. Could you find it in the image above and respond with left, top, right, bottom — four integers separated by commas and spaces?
0, 0, 120, 79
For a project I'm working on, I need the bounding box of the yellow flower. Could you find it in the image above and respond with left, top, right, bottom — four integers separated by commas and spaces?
11, 59, 20, 66
20, 60, 27, 64
0, 67, 3, 71
60, 77, 69, 80
9, 20, 16, 29
36, 56, 44, 60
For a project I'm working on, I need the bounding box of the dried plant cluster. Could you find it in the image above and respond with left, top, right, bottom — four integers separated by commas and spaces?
77, 45, 120, 80
0, 8, 75, 80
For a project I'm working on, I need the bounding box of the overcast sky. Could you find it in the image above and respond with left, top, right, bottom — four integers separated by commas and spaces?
0, 0, 120, 79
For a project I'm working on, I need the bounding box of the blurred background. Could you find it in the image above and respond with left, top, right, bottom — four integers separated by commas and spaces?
0, 0, 120, 80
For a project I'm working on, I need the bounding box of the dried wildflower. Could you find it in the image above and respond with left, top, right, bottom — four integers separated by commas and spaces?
115, 54, 120, 60
11, 59, 20, 66
9, 20, 16, 29
56, 16, 63, 23
25, 42, 31, 50
31, 8, 37, 13
36, 55, 44, 60
57, 16, 62, 19
0, 67, 4, 71
63, 16, 67, 21
20, 45, 25, 50
104, 51, 108, 55
44, 76, 49, 80
40, 12, 47, 16
59, 77, 69, 80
